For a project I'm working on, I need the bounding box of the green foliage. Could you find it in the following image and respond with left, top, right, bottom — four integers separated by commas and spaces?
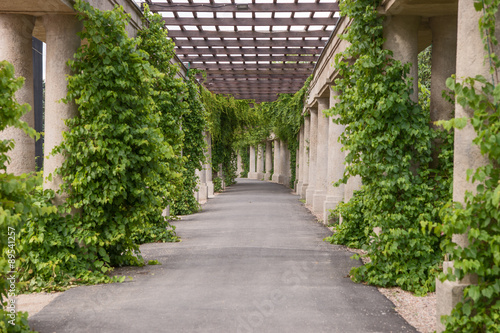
171, 70, 207, 215
203, 90, 252, 186
437, 1, 500, 329
254, 76, 312, 186
56, 0, 176, 269
325, 0, 452, 295
240, 147, 250, 178
325, 188, 369, 249
0, 60, 37, 331
418, 46, 432, 113
213, 176, 223, 193
135, 5, 186, 241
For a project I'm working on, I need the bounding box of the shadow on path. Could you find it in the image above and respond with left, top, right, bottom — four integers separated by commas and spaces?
30, 179, 416, 333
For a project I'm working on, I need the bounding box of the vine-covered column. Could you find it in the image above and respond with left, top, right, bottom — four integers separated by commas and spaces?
435, 2, 492, 330
256, 144, 264, 180
205, 132, 214, 198
313, 97, 330, 214
272, 138, 281, 183
248, 145, 256, 179
382, 15, 420, 102
296, 124, 304, 191
265, 140, 272, 181
236, 151, 243, 177
323, 87, 345, 223
299, 114, 310, 199
0, 14, 36, 175
305, 107, 318, 205
42, 15, 82, 199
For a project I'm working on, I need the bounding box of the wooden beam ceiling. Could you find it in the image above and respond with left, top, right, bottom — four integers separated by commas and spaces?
147, 0, 340, 102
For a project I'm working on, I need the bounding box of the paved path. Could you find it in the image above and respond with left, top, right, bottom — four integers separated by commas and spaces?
30, 179, 416, 333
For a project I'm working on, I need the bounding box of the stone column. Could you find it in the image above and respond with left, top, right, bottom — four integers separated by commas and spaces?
296, 124, 305, 193
264, 140, 272, 181
236, 151, 243, 177
305, 108, 318, 205
383, 15, 420, 102
429, 16, 458, 168
205, 132, 214, 198
0, 14, 37, 175
256, 144, 264, 180
300, 115, 311, 199
435, 2, 494, 331
198, 165, 208, 203
272, 139, 281, 183
323, 88, 345, 223
248, 145, 256, 179
43, 15, 82, 196
312, 98, 330, 215
278, 140, 286, 185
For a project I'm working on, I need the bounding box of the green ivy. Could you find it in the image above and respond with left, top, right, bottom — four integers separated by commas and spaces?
436, 1, 500, 330
325, 0, 453, 295
171, 70, 207, 215
203, 90, 252, 187
0, 60, 38, 332
56, 0, 174, 267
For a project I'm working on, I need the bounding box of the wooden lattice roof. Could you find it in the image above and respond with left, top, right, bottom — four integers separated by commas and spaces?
137, 0, 340, 102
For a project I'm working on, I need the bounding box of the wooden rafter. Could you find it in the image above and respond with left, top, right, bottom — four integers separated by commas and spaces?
147, 0, 340, 102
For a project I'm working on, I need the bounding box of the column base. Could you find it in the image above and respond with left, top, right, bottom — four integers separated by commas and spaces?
162, 205, 170, 220
323, 196, 342, 224
198, 184, 208, 203
256, 172, 264, 180
272, 174, 280, 183
297, 181, 303, 194
435, 278, 468, 332
305, 186, 316, 205
207, 181, 215, 198
264, 172, 271, 181
248, 172, 257, 179
312, 190, 326, 216
300, 184, 308, 199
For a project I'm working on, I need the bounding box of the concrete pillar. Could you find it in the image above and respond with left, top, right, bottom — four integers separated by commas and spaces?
300, 115, 310, 199
323, 88, 345, 223
305, 108, 318, 205
429, 16, 458, 168
383, 15, 420, 102
248, 145, 256, 179
198, 165, 208, 203
435, 2, 495, 331
296, 124, 305, 192
264, 140, 272, 181
43, 15, 82, 197
313, 98, 330, 215
236, 151, 243, 177
256, 144, 264, 180
0, 14, 37, 175
279, 140, 287, 185
272, 139, 281, 183
205, 132, 214, 198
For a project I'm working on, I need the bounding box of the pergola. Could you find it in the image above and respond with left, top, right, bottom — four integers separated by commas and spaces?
139, 0, 340, 103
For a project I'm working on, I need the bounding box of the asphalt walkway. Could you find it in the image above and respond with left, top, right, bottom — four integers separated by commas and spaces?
30, 178, 416, 333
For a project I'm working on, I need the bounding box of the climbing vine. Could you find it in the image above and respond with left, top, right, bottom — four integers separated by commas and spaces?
0, 60, 38, 332
325, 0, 453, 295
171, 69, 207, 215
56, 0, 175, 268
436, 1, 500, 330
203, 90, 253, 186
